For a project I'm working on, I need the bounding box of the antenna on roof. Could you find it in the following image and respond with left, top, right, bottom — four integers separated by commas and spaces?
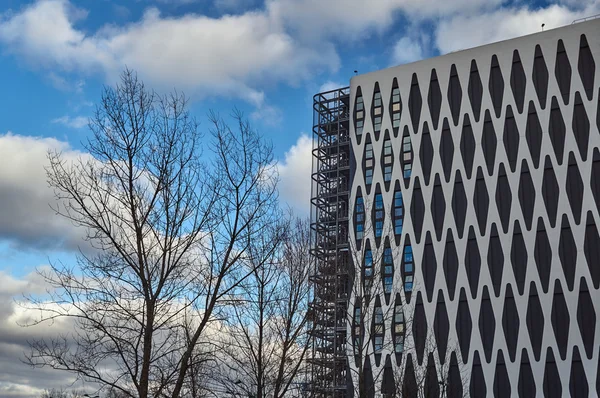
354, 70, 358, 76
541, 23, 545, 31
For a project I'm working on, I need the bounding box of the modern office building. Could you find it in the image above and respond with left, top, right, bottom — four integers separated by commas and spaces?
309, 18, 600, 397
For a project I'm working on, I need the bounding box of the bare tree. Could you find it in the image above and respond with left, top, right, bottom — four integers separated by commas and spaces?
215, 216, 313, 398
391, 332, 468, 398
346, 195, 402, 398
24, 69, 282, 398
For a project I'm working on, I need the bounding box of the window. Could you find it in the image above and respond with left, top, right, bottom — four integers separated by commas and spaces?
355, 197, 364, 241
365, 142, 374, 186
393, 112, 401, 128
404, 246, 413, 292
392, 87, 400, 104
374, 91, 382, 107
374, 193, 384, 238
402, 134, 412, 179
383, 139, 393, 182
394, 190, 403, 236
383, 247, 393, 294
374, 116, 382, 132
364, 249, 373, 290
355, 94, 364, 137
374, 306, 384, 353
354, 306, 361, 355
394, 305, 404, 353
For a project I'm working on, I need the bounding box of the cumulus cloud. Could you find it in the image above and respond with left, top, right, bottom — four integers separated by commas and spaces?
0, 0, 518, 106
391, 36, 425, 65
0, 269, 80, 398
51, 115, 88, 129
318, 81, 345, 93
0, 133, 87, 251
435, 3, 600, 54
277, 134, 312, 214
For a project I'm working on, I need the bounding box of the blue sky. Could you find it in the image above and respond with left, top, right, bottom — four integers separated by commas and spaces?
0, 0, 599, 396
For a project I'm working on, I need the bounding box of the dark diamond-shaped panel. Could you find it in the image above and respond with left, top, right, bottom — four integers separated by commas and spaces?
432, 175, 446, 241
570, 347, 589, 397
465, 227, 481, 299
411, 177, 425, 244
423, 232, 437, 303
527, 282, 544, 361
502, 284, 519, 362
389, 78, 402, 137
526, 101, 543, 169
413, 292, 427, 365
489, 54, 504, 118
434, 293, 450, 364
533, 44, 549, 109
425, 353, 441, 398
470, 351, 487, 397
551, 280, 569, 360
518, 160, 535, 231
364, 357, 374, 398
577, 278, 596, 359
543, 348, 562, 397
443, 230, 459, 301
573, 92, 590, 162
559, 214, 577, 291
474, 167, 490, 235
555, 39, 572, 105
487, 224, 504, 297
447, 352, 463, 398
381, 356, 394, 397
534, 218, 552, 294
457, 288, 472, 361
579, 34, 595, 101
428, 69, 442, 130
511, 220, 527, 295
518, 350, 536, 398
420, 122, 434, 186
566, 152, 584, 225
584, 211, 600, 289
479, 286, 495, 363
493, 351, 511, 398
440, 118, 454, 183
452, 171, 467, 239
592, 149, 600, 216
469, 60, 483, 122
482, 110, 498, 176
403, 354, 418, 397
409, 73, 422, 134
549, 96, 566, 165
496, 163, 512, 234
542, 156, 560, 228
461, 114, 476, 179
511, 50, 527, 114
503, 105, 520, 172
448, 64, 462, 126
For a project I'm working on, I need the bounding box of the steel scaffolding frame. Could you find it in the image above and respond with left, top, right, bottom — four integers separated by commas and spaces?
309, 87, 351, 398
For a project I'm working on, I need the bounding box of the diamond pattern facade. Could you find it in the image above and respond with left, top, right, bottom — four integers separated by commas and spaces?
344, 20, 600, 397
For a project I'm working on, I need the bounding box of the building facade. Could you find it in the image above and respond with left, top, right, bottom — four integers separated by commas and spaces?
311, 19, 600, 397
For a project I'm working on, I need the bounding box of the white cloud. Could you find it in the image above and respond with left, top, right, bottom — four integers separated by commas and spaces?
51, 115, 88, 129
0, 0, 339, 105
277, 134, 312, 214
0, 269, 80, 398
435, 3, 600, 54
318, 81, 345, 93
0, 132, 87, 251
391, 36, 425, 65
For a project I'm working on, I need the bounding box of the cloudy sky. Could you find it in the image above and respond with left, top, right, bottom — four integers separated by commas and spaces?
0, 0, 599, 396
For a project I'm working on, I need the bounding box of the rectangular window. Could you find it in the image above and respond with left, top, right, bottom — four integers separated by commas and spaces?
384, 140, 392, 155
366, 169, 373, 185
392, 87, 400, 104
375, 336, 383, 353
374, 116, 382, 132
374, 92, 382, 107
404, 246, 414, 292
394, 190, 403, 236
395, 336, 404, 353
393, 112, 401, 127
355, 197, 365, 241
375, 193, 384, 238
384, 166, 392, 182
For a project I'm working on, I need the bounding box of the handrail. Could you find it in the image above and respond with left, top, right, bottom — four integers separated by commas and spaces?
572, 14, 600, 24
